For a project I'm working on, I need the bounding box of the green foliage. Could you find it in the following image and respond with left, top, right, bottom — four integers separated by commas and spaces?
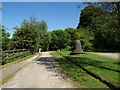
2, 3, 119, 52
77, 5, 120, 52
61, 46, 72, 51
84, 2, 120, 30
12, 20, 38, 53
38, 20, 48, 32
84, 2, 118, 12
65, 28, 94, 51
39, 31, 51, 51
65, 28, 80, 41
50, 30, 71, 51
12, 16, 51, 52
1, 25, 11, 50
77, 6, 105, 28
50, 28, 94, 51
35, 19, 51, 51
78, 28, 94, 51
50, 3, 119, 52
92, 14, 120, 51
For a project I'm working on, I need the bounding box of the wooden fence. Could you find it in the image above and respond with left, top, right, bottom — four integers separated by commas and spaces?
0, 49, 30, 65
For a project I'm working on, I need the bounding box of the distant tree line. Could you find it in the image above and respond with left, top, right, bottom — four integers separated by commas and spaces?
1, 16, 51, 53
49, 28, 93, 51
50, 2, 120, 52
1, 2, 120, 52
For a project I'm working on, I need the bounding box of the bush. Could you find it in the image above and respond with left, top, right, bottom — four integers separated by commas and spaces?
61, 46, 72, 51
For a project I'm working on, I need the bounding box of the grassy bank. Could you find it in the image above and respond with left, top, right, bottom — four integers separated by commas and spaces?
1, 53, 38, 68
67, 54, 120, 87
51, 51, 109, 88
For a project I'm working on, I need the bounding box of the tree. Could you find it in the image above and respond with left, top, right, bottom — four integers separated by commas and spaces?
35, 20, 51, 51
49, 28, 94, 51
65, 28, 80, 41
65, 28, 94, 51
40, 31, 51, 51
92, 14, 120, 51
84, 2, 120, 27
12, 16, 51, 52
77, 6, 105, 29
12, 17, 38, 53
1, 25, 11, 50
77, 5, 120, 52
50, 30, 71, 51
38, 20, 48, 32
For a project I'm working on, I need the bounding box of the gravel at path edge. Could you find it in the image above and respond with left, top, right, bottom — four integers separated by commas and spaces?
2, 52, 73, 88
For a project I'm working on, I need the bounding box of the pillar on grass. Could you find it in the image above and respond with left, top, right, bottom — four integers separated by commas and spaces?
70, 40, 85, 55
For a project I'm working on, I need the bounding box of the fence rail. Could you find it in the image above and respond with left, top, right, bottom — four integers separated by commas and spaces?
0, 49, 30, 65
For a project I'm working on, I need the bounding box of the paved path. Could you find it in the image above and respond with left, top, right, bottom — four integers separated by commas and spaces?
2, 52, 73, 88
93, 53, 119, 60
0, 54, 39, 81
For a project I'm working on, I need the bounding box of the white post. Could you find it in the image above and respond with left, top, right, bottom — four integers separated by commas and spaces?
39, 48, 41, 55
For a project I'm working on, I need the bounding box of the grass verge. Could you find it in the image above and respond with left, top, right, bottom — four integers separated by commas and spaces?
0, 63, 31, 85
51, 51, 108, 88
67, 54, 120, 87
1, 53, 38, 68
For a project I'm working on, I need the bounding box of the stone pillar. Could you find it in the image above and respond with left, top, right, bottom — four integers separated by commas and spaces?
70, 40, 85, 55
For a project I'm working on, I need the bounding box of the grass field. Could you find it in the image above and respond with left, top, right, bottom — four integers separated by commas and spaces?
51, 51, 119, 88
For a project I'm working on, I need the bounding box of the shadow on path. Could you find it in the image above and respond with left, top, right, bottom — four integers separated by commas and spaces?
34, 57, 61, 73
